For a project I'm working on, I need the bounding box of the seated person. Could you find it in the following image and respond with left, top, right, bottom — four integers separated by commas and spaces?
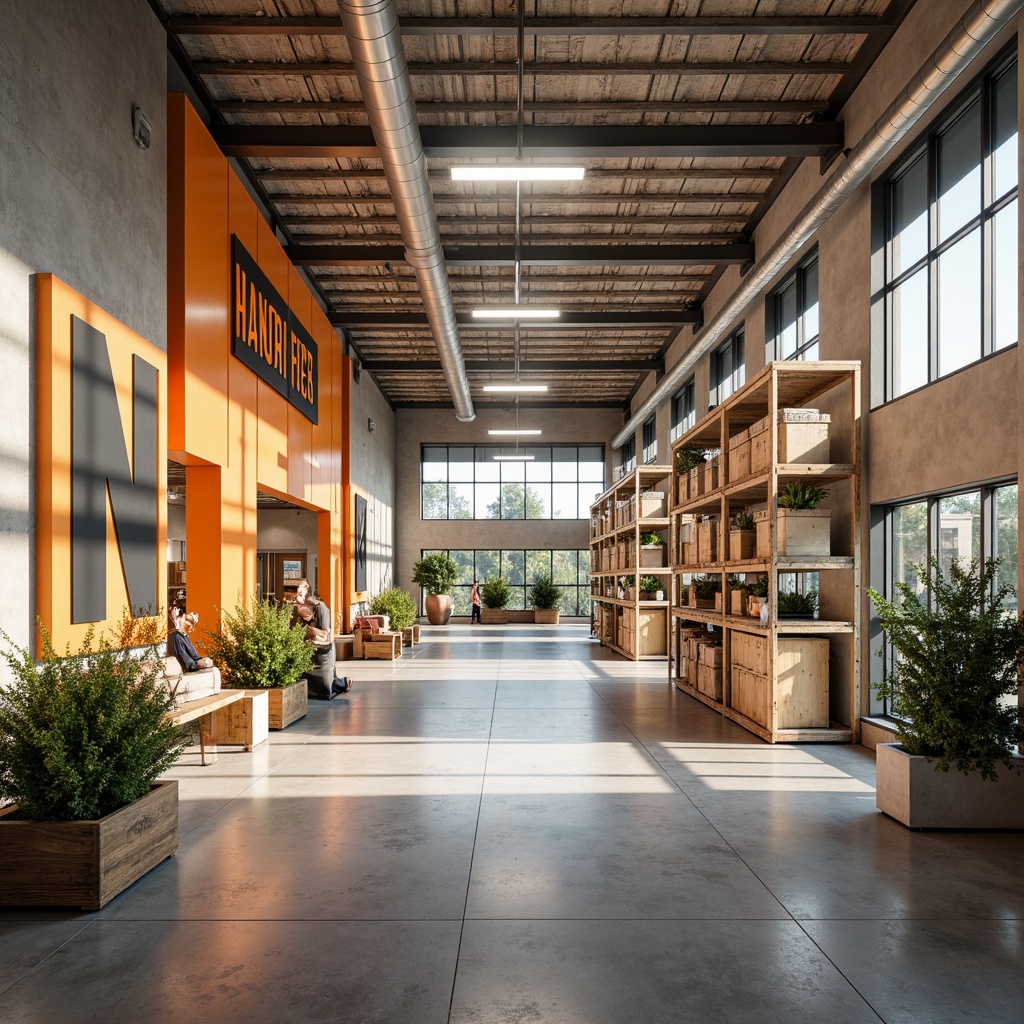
295, 598, 348, 699
167, 607, 222, 691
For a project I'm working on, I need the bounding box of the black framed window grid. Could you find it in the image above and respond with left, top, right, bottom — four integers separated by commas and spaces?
870, 480, 1018, 715
710, 328, 745, 407
620, 435, 636, 477
420, 444, 605, 520
421, 548, 593, 616
876, 51, 1017, 405
641, 417, 657, 464
670, 376, 696, 442
769, 251, 820, 362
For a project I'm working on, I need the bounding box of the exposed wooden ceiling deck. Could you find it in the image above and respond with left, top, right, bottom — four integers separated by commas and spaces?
152, 0, 914, 408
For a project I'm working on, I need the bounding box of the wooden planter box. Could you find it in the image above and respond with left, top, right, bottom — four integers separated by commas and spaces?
363, 632, 403, 660
481, 608, 508, 624
689, 593, 716, 609
754, 508, 831, 557
213, 689, 269, 751
267, 679, 308, 730
729, 528, 756, 561
729, 590, 748, 616
534, 609, 560, 624
728, 432, 751, 481
401, 625, 421, 646
0, 781, 178, 910
876, 743, 1024, 829
696, 520, 718, 563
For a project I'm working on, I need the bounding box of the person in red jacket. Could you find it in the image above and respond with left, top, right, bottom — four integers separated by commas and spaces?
470, 580, 482, 624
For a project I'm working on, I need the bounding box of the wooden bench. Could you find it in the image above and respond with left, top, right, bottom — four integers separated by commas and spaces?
164, 691, 245, 766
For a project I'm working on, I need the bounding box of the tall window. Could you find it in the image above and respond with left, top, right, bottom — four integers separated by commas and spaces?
710, 328, 745, 407
872, 481, 1018, 715
422, 548, 592, 616
641, 417, 657, 464
670, 376, 696, 441
769, 251, 819, 361
876, 51, 1017, 403
421, 445, 604, 520
620, 435, 636, 477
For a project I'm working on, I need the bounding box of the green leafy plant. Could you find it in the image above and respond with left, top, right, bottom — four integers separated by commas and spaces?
751, 575, 769, 598
777, 589, 818, 616
692, 574, 721, 599
675, 445, 707, 473
0, 625, 183, 821
733, 511, 756, 530
779, 482, 829, 509
679, 585, 689, 604
640, 531, 663, 546
411, 553, 459, 595
205, 595, 313, 689
619, 575, 635, 589
480, 577, 511, 609
868, 557, 1024, 781
369, 586, 417, 631
529, 574, 562, 610
728, 575, 748, 591
638, 575, 661, 595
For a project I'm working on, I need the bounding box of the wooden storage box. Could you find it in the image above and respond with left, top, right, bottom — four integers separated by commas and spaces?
700, 458, 721, 494
697, 662, 723, 700
640, 491, 666, 518
364, 631, 403, 660
637, 608, 668, 656
731, 631, 769, 675
212, 688, 269, 751
729, 589, 747, 616
749, 415, 772, 475
689, 467, 701, 497
698, 643, 723, 668
778, 410, 830, 464
731, 667, 769, 727
729, 528, 755, 561
777, 638, 829, 728
728, 431, 751, 482
696, 519, 718, 563
755, 508, 831, 557
676, 474, 688, 506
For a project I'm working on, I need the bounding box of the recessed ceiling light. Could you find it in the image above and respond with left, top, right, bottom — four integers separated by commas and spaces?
452, 166, 585, 182
488, 429, 542, 436
482, 384, 549, 393
470, 307, 560, 320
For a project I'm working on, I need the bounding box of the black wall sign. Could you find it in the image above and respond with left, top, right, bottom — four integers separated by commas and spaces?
232, 236, 318, 423
71, 316, 159, 623
354, 494, 367, 593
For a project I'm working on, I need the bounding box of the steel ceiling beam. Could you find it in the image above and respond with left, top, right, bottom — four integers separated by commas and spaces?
274, 191, 768, 207
196, 58, 854, 77
259, 166, 784, 181
331, 311, 701, 328
286, 242, 754, 267
169, 15, 892, 36
213, 123, 842, 160
364, 359, 664, 373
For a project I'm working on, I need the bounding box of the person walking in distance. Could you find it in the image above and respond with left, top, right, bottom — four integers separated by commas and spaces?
470, 579, 482, 624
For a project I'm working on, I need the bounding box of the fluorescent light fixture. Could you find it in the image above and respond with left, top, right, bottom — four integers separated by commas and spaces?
488, 429, 542, 436
493, 454, 535, 461
451, 165, 585, 182
470, 307, 560, 320
482, 384, 549, 393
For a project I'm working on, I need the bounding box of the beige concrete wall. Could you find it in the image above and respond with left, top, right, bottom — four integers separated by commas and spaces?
395, 405, 622, 598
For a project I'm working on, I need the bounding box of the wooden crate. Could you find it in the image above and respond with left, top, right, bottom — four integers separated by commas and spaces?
640, 491, 666, 518
212, 689, 269, 751
728, 431, 751, 481
699, 458, 720, 494
697, 519, 718, 563
754, 509, 831, 558
697, 662, 723, 700
778, 415, 830, 463
729, 589, 747, 615
637, 608, 668, 656
731, 667, 769, 727
777, 638, 830, 728
731, 632, 768, 675
268, 680, 308, 730
688, 467, 701, 497
698, 643, 723, 668
729, 528, 755, 561
676, 474, 688, 506
364, 631, 403, 660
749, 415, 772, 474
402, 624, 420, 646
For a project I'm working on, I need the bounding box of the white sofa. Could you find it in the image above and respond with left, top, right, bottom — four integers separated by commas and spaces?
160, 655, 221, 704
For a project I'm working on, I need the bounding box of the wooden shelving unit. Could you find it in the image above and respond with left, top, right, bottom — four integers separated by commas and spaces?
669, 361, 861, 743
590, 464, 673, 661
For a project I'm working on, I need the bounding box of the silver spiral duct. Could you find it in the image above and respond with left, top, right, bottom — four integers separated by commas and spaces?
612, 0, 1022, 449
338, 0, 475, 421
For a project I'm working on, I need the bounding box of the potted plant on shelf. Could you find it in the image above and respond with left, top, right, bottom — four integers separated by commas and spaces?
867, 557, 1024, 829
639, 530, 666, 568
619, 574, 634, 600
206, 595, 313, 730
638, 575, 662, 601
776, 588, 818, 620
674, 445, 707, 503
530, 574, 563, 624
728, 575, 749, 616
0, 625, 182, 909
748, 574, 769, 622
729, 511, 757, 561
689, 574, 720, 609
480, 577, 511, 624
412, 552, 459, 625
370, 586, 418, 646
755, 483, 831, 557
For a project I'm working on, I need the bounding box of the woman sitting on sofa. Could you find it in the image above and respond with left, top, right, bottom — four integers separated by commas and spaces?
167, 606, 222, 690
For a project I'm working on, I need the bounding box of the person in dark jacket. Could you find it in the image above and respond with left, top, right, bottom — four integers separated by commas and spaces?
167, 607, 222, 689
295, 598, 349, 699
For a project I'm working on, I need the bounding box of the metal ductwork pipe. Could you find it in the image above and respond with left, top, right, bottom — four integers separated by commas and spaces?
338, 0, 475, 421
612, 0, 1022, 449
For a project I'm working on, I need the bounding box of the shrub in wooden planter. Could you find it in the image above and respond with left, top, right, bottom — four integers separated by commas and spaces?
530, 574, 562, 625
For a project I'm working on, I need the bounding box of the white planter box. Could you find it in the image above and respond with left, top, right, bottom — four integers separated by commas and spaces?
876, 742, 1024, 829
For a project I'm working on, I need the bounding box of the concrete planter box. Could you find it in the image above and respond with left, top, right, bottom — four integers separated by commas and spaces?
639, 545, 666, 567
876, 742, 1024, 829
0, 781, 178, 910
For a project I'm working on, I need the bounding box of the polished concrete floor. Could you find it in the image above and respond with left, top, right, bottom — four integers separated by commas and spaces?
1, 624, 1021, 1023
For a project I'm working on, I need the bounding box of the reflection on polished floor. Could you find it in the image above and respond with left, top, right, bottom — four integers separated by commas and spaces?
0, 625, 1021, 1023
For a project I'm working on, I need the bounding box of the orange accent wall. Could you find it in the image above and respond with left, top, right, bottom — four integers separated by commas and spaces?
35, 275, 168, 654
167, 95, 348, 632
